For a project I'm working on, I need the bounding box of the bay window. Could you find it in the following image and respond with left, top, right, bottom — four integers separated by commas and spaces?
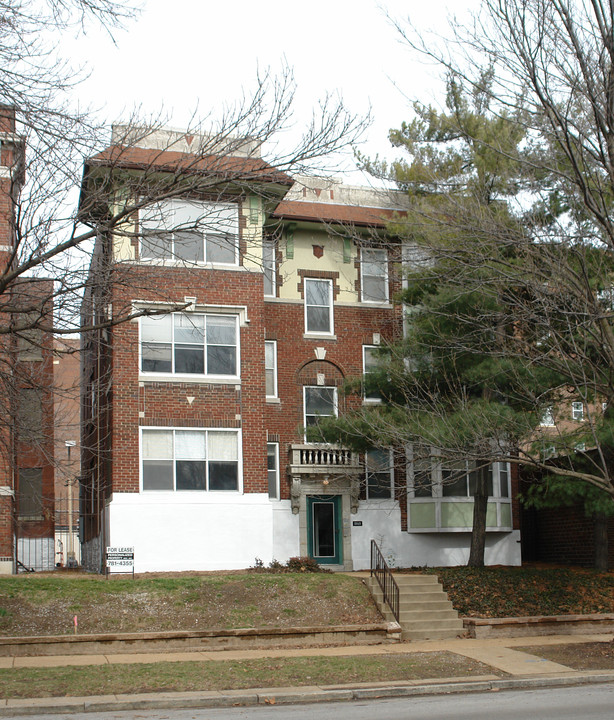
408, 451, 513, 531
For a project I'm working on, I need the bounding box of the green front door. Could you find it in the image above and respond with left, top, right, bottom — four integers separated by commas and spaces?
307, 495, 342, 565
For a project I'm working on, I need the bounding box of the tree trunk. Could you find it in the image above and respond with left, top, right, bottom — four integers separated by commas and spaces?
593, 512, 609, 571
468, 464, 489, 567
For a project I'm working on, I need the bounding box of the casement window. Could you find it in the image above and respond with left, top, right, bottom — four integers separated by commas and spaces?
304, 278, 333, 334
140, 200, 239, 264
18, 468, 43, 519
267, 442, 279, 499
140, 313, 238, 377
366, 449, 393, 499
263, 239, 276, 296
141, 428, 239, 491
304, 386, 337, 437
363, 345, 382, 402
361, 248, 388, 303
265, 341, 277, 398
572, 401, 584, 422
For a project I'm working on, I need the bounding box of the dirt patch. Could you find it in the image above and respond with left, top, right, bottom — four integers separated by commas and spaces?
518, 641, 614, 671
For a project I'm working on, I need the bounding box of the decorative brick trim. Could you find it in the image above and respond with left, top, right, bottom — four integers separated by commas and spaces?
297, 269, 340, 299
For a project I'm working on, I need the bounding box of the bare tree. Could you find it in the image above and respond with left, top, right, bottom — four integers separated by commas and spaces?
0, 0, 369, 571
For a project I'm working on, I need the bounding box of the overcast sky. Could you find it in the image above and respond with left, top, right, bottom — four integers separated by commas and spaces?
67, 0, 480, 182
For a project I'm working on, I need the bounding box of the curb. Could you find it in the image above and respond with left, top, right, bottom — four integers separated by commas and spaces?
1, 672, 613, 716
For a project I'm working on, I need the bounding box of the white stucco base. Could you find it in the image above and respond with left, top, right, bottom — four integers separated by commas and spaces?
106, 494, 521, 572
350, 501, 522, 569
107, 493, 300, 572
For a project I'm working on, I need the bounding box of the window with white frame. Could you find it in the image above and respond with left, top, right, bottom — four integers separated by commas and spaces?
263, 239, 276, 296
265, 341, 277, 398
304, 278, 333, 334
366, 449, 393, 499
441, 461, 494, 497
361, 248, 388, 302
267, 442, 279, 499
408, 452, 512, 531
363, 345, 382, 402
139, 199, 239, 264
572, 401, 584, 421
141, 428, 239, 491
140, 313, 238, 377
303, 386, 337, 438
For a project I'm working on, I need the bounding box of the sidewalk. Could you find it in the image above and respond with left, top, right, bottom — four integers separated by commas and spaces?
1, 633, 613, 716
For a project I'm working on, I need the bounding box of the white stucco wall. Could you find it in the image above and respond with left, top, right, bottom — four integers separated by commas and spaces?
271, 500, 300, 563
107, 494, 521, 572
351, 502, 522, 570
108, 492, 277, 572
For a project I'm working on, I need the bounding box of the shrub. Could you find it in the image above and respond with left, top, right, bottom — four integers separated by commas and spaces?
286, 556, 329, 573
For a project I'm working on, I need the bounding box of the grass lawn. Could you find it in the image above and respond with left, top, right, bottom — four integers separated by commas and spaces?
0, 653, 497, 699
0, 571, 380, 636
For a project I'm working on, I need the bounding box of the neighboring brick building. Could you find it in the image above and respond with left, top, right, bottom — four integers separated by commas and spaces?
0, 106, 55, 573
79, 127, 521, 572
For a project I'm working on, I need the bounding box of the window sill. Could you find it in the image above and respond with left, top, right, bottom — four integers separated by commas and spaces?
139, 374, 241, 385
266, 397, 281, 404
407, 526, 514, 533
126, 259, 245, 270
303, 333, 337, 341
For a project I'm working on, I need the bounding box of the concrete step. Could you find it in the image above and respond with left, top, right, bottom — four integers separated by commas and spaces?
403, 625, 464, 641
397, 609, 462, 622
367, 572, 462, 641
370, 592, 455, 613
392, 575, 442, 586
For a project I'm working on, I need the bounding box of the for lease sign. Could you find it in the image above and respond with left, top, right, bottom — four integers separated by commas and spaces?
106, 546, 134, 569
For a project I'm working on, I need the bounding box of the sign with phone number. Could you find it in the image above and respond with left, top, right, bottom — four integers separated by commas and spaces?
106, 547, 134, 569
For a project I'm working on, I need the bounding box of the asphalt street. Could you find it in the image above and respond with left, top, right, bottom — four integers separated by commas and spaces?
5, 683, 614, 720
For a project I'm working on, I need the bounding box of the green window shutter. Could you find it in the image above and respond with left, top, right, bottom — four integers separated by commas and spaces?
286, 223, 296, 259
343, 238, 352, 263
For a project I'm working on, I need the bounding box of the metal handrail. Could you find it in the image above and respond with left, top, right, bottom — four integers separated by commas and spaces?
370, 539, 400, 623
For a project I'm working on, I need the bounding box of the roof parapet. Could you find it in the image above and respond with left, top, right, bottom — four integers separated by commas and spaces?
110, 125, 261, 159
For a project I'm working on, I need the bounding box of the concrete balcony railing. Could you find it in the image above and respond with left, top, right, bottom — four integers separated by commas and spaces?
288, 444, 361, 476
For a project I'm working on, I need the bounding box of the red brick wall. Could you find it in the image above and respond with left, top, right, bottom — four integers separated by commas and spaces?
521, 504, 614, 568
109, 265, 269, 494
264, 300, 401, 500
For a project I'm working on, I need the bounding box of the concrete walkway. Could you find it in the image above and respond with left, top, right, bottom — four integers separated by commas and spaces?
0, 633, 613, 716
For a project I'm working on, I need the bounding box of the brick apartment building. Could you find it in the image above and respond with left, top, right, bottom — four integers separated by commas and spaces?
79, 126, 521, 573
0, 106, 55, 573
